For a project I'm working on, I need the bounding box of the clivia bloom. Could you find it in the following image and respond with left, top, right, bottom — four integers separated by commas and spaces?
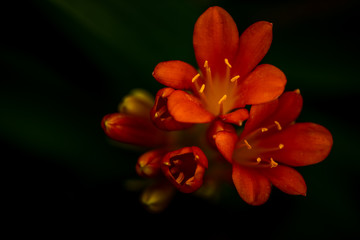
215, 90, 333, 205
101, 89, 209, 199
151, 6, 287, 129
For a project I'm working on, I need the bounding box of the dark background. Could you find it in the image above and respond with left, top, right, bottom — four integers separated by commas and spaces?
2, 0, 359, 237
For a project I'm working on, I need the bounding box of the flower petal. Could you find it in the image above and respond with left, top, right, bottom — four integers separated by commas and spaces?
150, 88, 193, 131
233, 21, 273, 77
240, 90, 302, 137
260, 165, 307, 196
193, 6, 239, 77
220, 108, 249, 126
237, 64, 286, 106
167, 90, 215, 123
215, 131, 238, 163
232, 164, 271, 205
152, 60, 199, 90
262, 123, 333, 166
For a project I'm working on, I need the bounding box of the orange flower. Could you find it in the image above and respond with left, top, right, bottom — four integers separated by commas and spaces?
215, 90, 333, 205
152, 6, 286, 129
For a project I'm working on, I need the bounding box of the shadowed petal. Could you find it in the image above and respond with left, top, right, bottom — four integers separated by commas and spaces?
262, 123, 333, 166
193, 6, 239, 77
237, 64, 286, 106
232, 164, 271, 205
167, 90, 215, 123
153, 61, 199, 90
260, 165, 307, 196
241, 90, 302, 137
233, 21, 273, 77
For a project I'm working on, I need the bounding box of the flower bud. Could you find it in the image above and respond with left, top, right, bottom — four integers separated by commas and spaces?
101, 113, 166, 148
118, 89, 154, 118
136, 149, 166, 178
141, 182, 175, 213
161, 146, 208, 193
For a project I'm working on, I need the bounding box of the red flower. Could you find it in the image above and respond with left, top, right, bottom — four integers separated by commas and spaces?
161, 146, 208, 193
152, 6, 286, 128
215, 90, 333, 205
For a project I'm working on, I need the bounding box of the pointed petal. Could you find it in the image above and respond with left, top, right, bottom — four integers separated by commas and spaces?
152, 60, 199, 90
214, 131, 238, 163
240, 90, 302, 137
260, 165, 307, 196
233, 21, 273, 77
167, 90, 215, 123
263, 123, 333, 166
237, 64, 286, 106
232, 164, 271, 205
193, 6, 239, 77
220, 108, 249, 126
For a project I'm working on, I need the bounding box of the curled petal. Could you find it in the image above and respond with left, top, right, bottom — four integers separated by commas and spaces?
150, 88, 193, 131
193, 6, 239, 77
259, 165, 307, 196
233, 21, 273, 77
101, 113, 166, 148
237, 64, 286, 106
161, 146, 208, 193
232, 164, 271, 205
152, 61, 199, 90
136, 149, 167, 178
167, 90, 215, 123
262, 123, 333, 166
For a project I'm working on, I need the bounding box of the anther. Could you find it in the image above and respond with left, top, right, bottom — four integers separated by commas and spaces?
270, 158, 278, 168
154, 106, 167, 118
176, 172, 185, 184
278, 144, 284, 149
261, 128, 268, 132
294, 89, 301, 94
244, 140, 252, 150
163, 162, 171, 166
274, 121, 282, 130
230, 75, 240, 82
204, 60, 209, 69
218, 95, 227, 105
192, 73, 200, 83
256, 157, 262, 164
224, 58, 232, 68
195, 155, 200, 160
199, 84, 206, 93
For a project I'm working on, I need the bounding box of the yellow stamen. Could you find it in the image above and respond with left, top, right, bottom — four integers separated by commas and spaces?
195, 155, 200, 160
274, 121, 282, 130
294, 89, 301, 94
270, 158, 278, 168
244, 139, 252, 150
230, 75, 240, 82
218, 94, 227, 105
261, 128, 268, 132
176, 172, 185, 184
163, 162, 171, 166
278, 144, 284, 149
199, 84, 205, 93
192, 73, 200, 83
204, 60, 209, 69
224, 58, 232, 68
256, 157, 262, 164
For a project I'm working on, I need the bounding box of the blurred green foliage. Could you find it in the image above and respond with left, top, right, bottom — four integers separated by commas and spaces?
1, 0, 359, 237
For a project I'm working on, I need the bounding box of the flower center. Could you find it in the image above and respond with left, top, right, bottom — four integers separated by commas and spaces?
234, 121, 284, 168
191, 59, 240, 116
163, 152, 199, 186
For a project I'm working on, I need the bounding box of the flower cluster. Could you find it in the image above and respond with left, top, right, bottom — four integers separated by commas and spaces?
101, 6, 333, 210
